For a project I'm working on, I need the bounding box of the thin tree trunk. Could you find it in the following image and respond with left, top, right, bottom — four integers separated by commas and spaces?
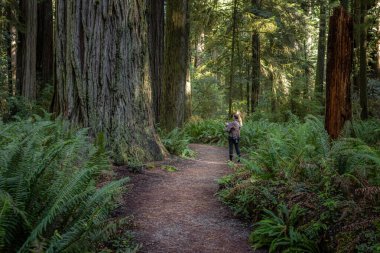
148, 0, 164, 123
53, 0, 165, 164
228, 0, 238, 116
246, 60, 250, 115
251, 0, 261, 112
325, 6, 353, 139
19, 0, 37, 100
359, 0, 368, 119
36, 0, 53, 89
161, 0, 190, 131
315, 0, 327, 104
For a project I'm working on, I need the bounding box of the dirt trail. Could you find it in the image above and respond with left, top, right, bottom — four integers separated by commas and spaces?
122, 144, 256, 253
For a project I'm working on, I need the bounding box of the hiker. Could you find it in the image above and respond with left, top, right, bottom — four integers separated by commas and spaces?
225, 113, 241, 162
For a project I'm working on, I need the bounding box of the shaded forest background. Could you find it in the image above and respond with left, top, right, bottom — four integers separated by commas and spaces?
1, 0, 380, 252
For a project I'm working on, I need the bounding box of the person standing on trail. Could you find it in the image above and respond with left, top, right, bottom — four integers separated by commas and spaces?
225, 113, 241, 162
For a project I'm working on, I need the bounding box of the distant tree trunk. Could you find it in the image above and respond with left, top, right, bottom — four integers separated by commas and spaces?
161, 0, 190, 131
20, 0, 37, 100
325, 6, 353, 139
246, 61, 250, 115
36, 0, 53, 89
352, 0, 360, 92
228, 0, 238, 116
359, 0, 368, 120
251, 0, 261, 112
147, 0, 164, 123
377, 22, 380, 79
315, 0, 327, 105
53, 0, 165, 164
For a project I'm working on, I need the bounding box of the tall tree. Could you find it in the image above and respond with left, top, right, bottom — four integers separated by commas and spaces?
53, 0, 165, 163
17, 0, 37, 100
251, 0, 261, 112
148, 0, 164, 123
228, 0, 238, 116
358, 0, 368, 119
325, 5, 353, 139
161, 0, 190, 131
377, 17, 380, 79
315, 0, 327, 105
36, 0, 53, 88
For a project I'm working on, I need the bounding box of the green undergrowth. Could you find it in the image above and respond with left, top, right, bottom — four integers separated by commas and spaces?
0, 115, 130, 252
189, 115, 380, 252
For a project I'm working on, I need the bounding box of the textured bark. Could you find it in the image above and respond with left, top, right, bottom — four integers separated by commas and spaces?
315, 0, 327, 104
359, 0, 368, 120
36, 0, 53, 87
161, 0, 190, 131
325, 6, 353, 139
17, 0, 37, 99
377, 25, 380, 79
53, 0, 165, 163
148, 0, 164, 123
228, 0, 238, 116
251, 0, 261, 112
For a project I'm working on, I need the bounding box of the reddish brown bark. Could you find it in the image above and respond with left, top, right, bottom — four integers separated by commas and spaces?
325, 6, 353, 139
36, 0, 53, 87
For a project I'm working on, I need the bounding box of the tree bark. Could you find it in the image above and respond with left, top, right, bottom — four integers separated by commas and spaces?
325, 6, 353, 139
377, 22, 380, 79
251, 0, 261, 112
161, 0, 190, 131
36, 0, 53, 88
17, 0, 37, 100
228, 0, 238, 116
359, 0, 368, 120
147, 0, 164, 123
315, 0, 327, 105
53, 0, 165, 164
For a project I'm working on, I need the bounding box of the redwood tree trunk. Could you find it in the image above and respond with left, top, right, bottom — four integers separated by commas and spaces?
161, 0, 190, 131
315, 0, 327, 105
17, 0, 37, 100
147, 0, 164, 123
325, 6, 353, 139
359, 0, 368, 120
251, 0, 261, 112
53, 0, 165, 164
36, 0, 53, 88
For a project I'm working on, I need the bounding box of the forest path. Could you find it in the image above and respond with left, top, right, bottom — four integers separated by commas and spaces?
121, 144, 256, 253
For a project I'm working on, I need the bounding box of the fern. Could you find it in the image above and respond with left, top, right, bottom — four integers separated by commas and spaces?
250, 204, 319, 253
0, 116, 128, 252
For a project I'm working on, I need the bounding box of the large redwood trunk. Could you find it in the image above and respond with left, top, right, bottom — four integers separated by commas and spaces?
17, 0, 37, 100
36, 0, 53, 88
160, 0, 190, 131
325, 6, 353, 139
147, 0, 164, 123
53, 0, 165, 164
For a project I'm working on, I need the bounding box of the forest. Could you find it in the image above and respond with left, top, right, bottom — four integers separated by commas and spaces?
0, 0, 380, 252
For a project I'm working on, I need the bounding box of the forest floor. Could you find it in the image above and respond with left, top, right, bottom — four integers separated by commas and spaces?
117, 144, 261, 253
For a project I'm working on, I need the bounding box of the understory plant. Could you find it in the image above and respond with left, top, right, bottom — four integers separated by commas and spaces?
213, 115, 380, 252
0, 115, 128, 252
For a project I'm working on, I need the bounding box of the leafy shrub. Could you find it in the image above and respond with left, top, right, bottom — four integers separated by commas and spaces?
0, 116, 128, 252
212, 116, 380, 252
161, 128, 195, 158
184, 119, 226, 145
250, 204, 319, 253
